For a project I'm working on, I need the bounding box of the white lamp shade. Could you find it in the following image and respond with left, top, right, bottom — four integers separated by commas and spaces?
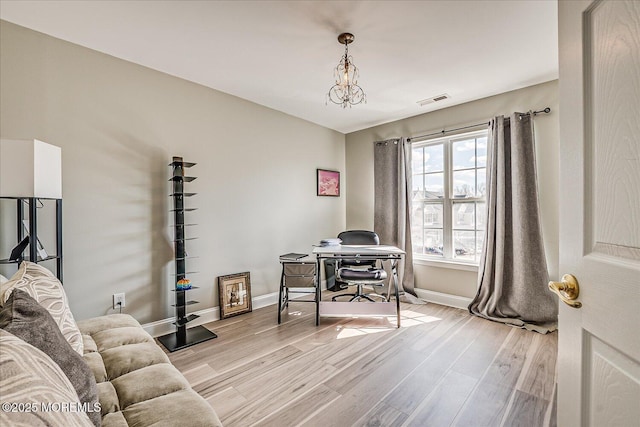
0, 139, 62, 198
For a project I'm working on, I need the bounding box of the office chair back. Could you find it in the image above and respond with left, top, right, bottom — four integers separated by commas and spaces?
337, 230, 380, 245
337, 230, 379, 267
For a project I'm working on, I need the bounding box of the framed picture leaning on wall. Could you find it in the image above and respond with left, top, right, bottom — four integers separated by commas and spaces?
218, 272, 252, 319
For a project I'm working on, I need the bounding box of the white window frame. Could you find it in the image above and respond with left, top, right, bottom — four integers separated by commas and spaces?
411, 129, 488, 269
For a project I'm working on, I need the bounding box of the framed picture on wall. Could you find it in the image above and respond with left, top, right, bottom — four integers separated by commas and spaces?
218, 272, 252, 319
317, 169, 340, 197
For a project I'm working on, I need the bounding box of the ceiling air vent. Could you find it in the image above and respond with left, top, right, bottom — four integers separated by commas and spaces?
416, 93, 450, 107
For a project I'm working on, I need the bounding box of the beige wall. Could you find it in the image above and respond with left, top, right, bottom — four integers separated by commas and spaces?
0, 20, 559, 315
345, 81, 560, 298
0, 21, 346, 322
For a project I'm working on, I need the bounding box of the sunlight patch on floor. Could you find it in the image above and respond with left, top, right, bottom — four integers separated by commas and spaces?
336, 324, 393, 339
333, 310, 442, 339
400, 309, 442, 328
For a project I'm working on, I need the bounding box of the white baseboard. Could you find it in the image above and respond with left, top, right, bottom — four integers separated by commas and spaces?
143, 279, 325, 337
414, 289, 472, 310
142, 291, 279, 337
144, 287, 467, 337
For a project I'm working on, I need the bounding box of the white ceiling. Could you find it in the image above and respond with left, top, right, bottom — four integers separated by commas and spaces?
0, 0, 558, 134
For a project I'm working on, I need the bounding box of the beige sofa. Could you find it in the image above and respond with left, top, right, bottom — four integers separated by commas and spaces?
0, 262, 222, 427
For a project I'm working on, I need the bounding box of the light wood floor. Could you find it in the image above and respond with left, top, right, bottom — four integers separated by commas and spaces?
165, 294, 557, 427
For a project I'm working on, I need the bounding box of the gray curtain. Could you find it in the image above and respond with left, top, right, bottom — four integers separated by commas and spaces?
373, 138, 423, 304
469, 114, 557, 333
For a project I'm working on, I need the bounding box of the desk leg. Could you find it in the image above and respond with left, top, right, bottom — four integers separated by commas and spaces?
315, 258, 321, 326
278, 264, 284, 324
392, 259, 400, 328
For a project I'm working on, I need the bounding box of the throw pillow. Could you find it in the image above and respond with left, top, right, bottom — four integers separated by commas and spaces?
0, 273, 7, 305
1, 261, 83, 355
0, 262, 25, 302
0, 329, 94, 427
0, 271, 12, 306
0, 289, 101, 427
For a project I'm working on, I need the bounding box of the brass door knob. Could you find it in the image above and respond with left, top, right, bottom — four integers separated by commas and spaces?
548, 274, 582, 308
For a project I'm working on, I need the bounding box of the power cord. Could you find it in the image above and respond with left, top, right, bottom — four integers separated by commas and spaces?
116, 301, 122, 314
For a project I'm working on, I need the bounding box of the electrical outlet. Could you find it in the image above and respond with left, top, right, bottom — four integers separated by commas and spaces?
113, 293, 125, 309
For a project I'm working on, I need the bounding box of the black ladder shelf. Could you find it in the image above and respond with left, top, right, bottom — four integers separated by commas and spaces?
0, 197, 63, 281
158, 157, 217, 352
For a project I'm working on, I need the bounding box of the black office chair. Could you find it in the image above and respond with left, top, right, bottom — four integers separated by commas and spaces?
331, 230, 388, 302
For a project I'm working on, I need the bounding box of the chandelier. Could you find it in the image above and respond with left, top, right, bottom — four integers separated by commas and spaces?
327, 32, 366, 108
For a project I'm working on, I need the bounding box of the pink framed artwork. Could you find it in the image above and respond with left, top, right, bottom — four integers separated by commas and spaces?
317, 169, 340, 197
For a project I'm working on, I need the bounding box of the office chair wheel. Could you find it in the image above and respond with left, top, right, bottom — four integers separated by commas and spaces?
350, 294, 375, 302
350, 293, 387, 302
332, 293, 356, 301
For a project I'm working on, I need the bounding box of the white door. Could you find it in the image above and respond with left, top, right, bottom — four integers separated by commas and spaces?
557, 1, 640, 426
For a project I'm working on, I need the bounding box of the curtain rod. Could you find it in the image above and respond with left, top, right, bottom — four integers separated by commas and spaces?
407, 107, 551, 143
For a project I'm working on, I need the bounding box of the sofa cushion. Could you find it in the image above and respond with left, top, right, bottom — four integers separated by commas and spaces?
1, 261, 83, 355
83, 333, 99, 353
92, 326, 158, 352
111, 364, 190, 409
122, 389, 221, 427
78, 314, 222, 426
97, 381, 120, 416
0, 289, 100, 426
102, 412, 129, 427
84, 349, 109, 383
0, 329, 94, 427
101, 342, 171, 379
77, 314, 141, 336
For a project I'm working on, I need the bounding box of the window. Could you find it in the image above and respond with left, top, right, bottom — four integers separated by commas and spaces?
411, 130, 487, 264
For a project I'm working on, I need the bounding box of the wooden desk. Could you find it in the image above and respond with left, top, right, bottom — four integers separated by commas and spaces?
313, 245, 405, 327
